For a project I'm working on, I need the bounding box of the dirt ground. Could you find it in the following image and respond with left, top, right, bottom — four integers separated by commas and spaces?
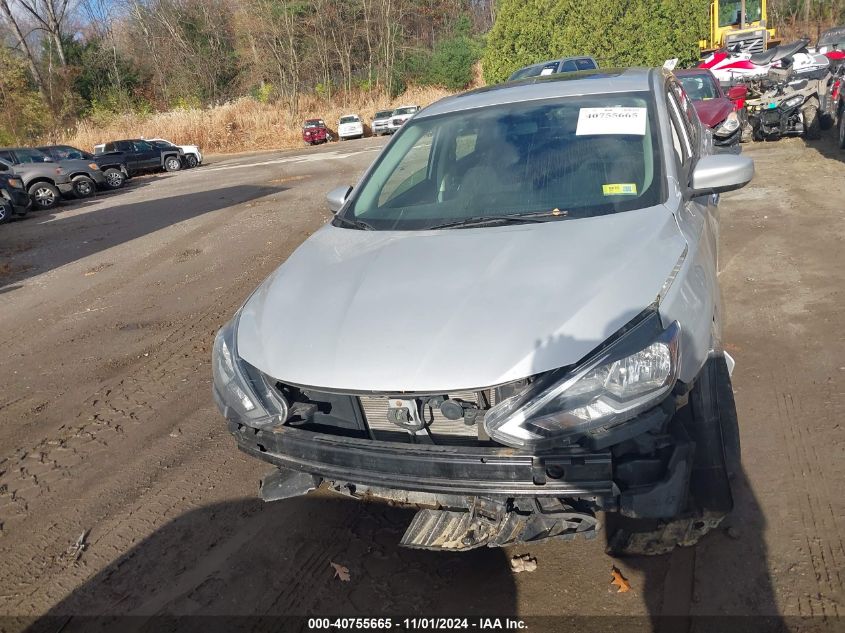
0, 133, 843, 632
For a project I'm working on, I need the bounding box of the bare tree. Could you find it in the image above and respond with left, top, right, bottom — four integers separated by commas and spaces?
0, 0, 47, 97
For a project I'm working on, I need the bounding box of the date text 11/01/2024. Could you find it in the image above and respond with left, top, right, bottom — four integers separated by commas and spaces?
308, 618, 528, 630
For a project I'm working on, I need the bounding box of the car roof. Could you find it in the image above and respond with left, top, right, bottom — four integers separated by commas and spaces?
340, 113, 360, 117
673, 68, 715, 77
418, 68, 656, 119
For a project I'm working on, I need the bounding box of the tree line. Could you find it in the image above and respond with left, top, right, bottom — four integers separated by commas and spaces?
1, 0, 841, 144
0, 0, 492, 142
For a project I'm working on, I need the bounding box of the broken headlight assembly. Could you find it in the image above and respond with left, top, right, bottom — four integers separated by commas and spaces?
714, 111, 740, 137
212, 313, 288, 428
483, 313, 680, 450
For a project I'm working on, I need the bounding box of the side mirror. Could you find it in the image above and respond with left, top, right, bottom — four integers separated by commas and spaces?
726, 85, 747, 100
690, 154, 754, 196
326, 185, 352, 214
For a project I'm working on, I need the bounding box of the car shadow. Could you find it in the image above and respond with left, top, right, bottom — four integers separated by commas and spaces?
24, 496, 518, 633
0, 184, 286, 288
801, 129, 842, 161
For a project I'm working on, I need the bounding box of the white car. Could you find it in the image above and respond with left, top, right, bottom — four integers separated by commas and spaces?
372, 109, 394, 135
387, 105, 420, 133
338, 114, 364, 140
147, 138, 203, 168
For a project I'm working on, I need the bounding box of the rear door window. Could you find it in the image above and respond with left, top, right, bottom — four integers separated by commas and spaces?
576, 58, 597, 70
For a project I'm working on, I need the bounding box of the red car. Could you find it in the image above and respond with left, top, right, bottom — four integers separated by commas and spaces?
674, 68, 745, 152
302, 119, 333, 145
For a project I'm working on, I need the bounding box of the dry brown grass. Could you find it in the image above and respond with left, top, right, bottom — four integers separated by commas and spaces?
60, 85, 461, 155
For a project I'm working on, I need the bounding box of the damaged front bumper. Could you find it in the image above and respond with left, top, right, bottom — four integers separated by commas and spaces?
227, 398, 696, 550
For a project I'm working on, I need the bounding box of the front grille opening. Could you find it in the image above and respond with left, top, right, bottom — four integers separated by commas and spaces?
360, 391, 498, 446
268, 377, 530, 447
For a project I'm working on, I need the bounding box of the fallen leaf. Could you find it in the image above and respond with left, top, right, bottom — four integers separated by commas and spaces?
610, 566, 631, 593
510, 554, 538, 573
330, 561, 350, 582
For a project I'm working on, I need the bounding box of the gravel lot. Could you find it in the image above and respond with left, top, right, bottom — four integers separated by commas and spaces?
0, 134, 843, 631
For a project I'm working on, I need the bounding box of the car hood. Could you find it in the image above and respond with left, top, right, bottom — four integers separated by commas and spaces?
692, 98, 733, 128
57, 159, 95, 170
237, 205, 687, 392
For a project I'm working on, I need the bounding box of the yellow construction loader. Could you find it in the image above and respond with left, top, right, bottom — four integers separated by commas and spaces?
699, 0, 780, 55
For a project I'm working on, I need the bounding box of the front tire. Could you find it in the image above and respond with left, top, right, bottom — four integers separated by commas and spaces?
185, 154, 199, 168
607, 357, 739, 557
838, 106, 845, 149
802, 99, 821, 140
0, 201, 11, 224
164, 156, 182, 172
28, 182, 60, 210
72, 175, 96, 199
103, 168, 126, 190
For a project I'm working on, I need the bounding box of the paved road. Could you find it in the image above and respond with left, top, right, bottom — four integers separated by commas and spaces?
0, 135, 842, 631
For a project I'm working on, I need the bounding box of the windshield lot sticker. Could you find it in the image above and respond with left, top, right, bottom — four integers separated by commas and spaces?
576, 107, 647, 136
603, 183, 638, 195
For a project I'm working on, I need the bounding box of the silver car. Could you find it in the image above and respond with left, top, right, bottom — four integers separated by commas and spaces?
213, 68, 754, 554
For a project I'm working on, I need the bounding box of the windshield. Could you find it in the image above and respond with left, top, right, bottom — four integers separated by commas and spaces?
54, 146, 90, 160
375, 110, 393, 119
342, 92, 662, 231
677, 74, 719, 100
340, 116, 360, 124
304, 120, 324, 128
718, 0, 762, 27
394, 107, 417, 115
15, 149, 51, 164
818, 27, 845, 48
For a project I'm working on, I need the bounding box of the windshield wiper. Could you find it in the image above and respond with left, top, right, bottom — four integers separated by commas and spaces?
333, 215, 376, 230
427, 210, 569, 230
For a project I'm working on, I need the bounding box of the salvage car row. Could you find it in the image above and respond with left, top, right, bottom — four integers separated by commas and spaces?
0, 137, 202, 225
302, 105, 420, 145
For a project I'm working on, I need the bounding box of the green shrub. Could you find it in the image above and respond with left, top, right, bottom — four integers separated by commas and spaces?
483, 0, 709, 84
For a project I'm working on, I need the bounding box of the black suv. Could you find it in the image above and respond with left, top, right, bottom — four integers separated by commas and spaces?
95, 139, 183, 175
0, 171, 30, 224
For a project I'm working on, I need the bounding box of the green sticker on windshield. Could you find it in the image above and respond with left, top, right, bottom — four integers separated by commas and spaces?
603, 183, 637, 196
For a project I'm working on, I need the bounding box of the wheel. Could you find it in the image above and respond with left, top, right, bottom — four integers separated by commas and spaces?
28, 182, 60, 209
820, 112, 834, 131
72, 175, 96, 199
164, 156, 182, 172
606, 357, 739, 557
838, 107, 845, 149
0, 201, 11, 224
802, 99, 821, 140
185, 154, 199, 168
103, 168, 126, 189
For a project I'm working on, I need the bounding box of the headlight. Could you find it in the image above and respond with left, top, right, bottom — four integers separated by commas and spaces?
784, 95, 804, 108
483, 313, 680, 450
88, 163, 100, 170
212, 313, 288, 428
8, 178, 22, 189
714, 111, 740, 136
